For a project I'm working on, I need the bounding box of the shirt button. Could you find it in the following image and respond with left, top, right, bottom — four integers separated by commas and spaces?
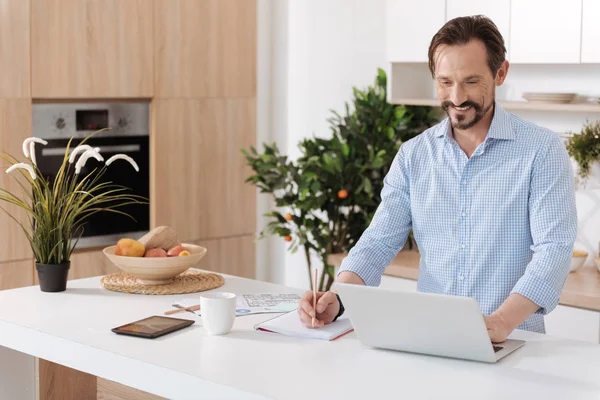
461, 244, 466, 249
461, 212, 467, 217
459, 275, 464, 281
463, 180, 467, 185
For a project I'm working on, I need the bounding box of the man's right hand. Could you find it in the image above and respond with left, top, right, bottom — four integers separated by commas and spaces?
297, 290, 340, 328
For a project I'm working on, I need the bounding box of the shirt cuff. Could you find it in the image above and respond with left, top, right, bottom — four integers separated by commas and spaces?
510, 274, 561, 315
337, 256, 382, 287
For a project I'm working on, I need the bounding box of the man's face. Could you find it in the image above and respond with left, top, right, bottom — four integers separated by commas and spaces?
434, 40, 503, 130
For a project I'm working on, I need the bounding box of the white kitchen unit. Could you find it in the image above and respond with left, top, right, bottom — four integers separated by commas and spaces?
581, 0, 600, 63
544, 304, 600, 345
386, 0, 445, 62
510, 0, 582, 64
446, 0, 511, 57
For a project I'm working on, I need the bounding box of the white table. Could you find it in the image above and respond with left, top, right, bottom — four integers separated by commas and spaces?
1, 271, 600, 400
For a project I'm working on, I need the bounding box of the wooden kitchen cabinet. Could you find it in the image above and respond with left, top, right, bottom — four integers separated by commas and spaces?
0, 259, 33, 290
154, 0, 257, 98
31, 0, 153, 98
446, 0, 510, 57
386, 0, 445, 62
194, 235, 256, 279
510, 0, 582, 64
152, 99, 256, 244
0, 99, 33, 263
581, 0, 600, 63
0, 0, 30, 98
67, 248, 120, 280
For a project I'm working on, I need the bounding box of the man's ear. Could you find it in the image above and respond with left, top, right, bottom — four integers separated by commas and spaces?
495, 60, 509, 86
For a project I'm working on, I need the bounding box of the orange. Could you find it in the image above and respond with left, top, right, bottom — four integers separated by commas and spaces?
285, 213, 293, 221
337, 189, 348, 199
284, 235, 292, 242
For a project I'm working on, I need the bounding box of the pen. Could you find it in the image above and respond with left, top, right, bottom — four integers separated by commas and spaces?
312, 268, 317, 328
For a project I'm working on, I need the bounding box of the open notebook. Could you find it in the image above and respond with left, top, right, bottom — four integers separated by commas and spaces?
254, 311, 353, 341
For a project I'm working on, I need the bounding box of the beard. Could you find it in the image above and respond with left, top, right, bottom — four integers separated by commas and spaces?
441, 99, 493, 130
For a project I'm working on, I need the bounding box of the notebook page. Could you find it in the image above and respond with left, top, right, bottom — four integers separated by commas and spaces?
255, 311, 353, 340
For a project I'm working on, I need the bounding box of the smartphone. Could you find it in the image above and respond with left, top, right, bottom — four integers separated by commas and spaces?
112, 315, 195, 339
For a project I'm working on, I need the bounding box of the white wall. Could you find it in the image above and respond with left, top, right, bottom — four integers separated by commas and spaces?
258, 0, 600, 288
258, 0, 389, 288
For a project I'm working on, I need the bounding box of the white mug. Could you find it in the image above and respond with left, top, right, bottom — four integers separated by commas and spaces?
200, 292, 237, 335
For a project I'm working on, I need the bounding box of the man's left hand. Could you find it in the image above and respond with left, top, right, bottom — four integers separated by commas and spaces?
483, 313, 511, 343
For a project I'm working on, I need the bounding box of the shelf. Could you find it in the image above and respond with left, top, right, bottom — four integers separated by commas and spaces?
390, 98, 600, 113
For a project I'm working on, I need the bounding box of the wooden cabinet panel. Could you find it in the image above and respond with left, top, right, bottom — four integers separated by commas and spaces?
510, 0, 582, 63
0, 99, 33, 262
195, 235, 255, 278
31, 0, 153, 98
386, 0, 445, 62
0, 0, 30, 98
582, 0, 600, 63
39, 360, 96, 400
68, 248, 120, 280
153, 99, 256, 242
97, 378, 165, 400
0, 259, 33, 290
154, 0, 256, 98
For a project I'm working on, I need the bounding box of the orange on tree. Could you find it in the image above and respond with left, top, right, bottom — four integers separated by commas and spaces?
284, 235, 292, 242
285, 213, 293, 221
337, 189, 348, 199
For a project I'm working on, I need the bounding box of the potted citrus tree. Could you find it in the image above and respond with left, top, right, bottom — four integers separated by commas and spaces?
242, 68, 439, 291
0, 132, 145, 292
566, 120, 600, 187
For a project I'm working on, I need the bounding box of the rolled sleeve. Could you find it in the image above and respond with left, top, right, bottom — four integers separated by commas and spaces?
510, 134, 577, 315
338, 146, 412, 286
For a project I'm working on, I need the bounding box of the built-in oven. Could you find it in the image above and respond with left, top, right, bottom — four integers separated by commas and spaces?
32, 102, 150, 249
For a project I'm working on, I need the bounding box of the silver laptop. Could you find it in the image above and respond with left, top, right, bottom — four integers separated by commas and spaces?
335, 283, 525, 363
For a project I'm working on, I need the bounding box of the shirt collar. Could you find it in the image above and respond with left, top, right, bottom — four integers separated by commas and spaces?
435, 102, 516, 141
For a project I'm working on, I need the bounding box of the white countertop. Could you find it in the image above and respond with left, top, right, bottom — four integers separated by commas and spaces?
1, 271, 600, 400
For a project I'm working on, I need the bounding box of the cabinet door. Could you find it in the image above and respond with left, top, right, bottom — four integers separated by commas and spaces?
544, 305, 600, 344
153, 99, 256, 243
0, 259, 33, 290
194, 235, 255, 279
581, 0, 600, 63
510, 0, 582, 63
386, 0, 445, 62
154, 0, 257, 98
31, 0, 153, 98
0, 0, 30, 98
446, 0, 510, 57
68, 249, 120, 280
0, 100, 33, 263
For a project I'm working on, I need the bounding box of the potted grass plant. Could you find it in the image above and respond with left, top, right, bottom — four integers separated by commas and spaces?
0, 131, 146, 292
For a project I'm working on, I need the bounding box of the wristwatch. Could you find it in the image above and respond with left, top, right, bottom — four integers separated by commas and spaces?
333, 293, 345, 322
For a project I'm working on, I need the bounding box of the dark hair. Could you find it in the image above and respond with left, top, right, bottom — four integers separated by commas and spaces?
428, 15, 506, 78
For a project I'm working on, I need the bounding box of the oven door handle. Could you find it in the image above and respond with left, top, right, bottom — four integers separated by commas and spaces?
42, 144, 141, 156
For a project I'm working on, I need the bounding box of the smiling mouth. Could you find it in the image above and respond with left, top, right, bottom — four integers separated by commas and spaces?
453, 105, 472, 111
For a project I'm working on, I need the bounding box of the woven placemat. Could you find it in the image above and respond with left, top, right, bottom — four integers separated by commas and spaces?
100, 269, 224, 295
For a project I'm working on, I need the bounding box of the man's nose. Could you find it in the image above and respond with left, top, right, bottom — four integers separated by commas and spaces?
449, 84, 468, 106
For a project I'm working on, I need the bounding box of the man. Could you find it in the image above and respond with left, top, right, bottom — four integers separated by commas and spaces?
297, 15, 577, 343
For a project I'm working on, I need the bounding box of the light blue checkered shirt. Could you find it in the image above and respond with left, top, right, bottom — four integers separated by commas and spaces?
338, 102, 577, 333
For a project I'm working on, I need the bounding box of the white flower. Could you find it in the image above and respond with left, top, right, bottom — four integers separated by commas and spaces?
68, 144, 93, 164
105, 154, 139, 172
6, 163, 36, 180
75, 148, 104, 174
22, 137, 48, 158
29, 142, 37, 166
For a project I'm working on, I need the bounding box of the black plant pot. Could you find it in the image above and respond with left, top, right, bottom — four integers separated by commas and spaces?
36, 262, 70, 292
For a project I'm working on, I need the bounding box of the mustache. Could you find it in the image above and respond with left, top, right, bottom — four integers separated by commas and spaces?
441, 101, 480, 111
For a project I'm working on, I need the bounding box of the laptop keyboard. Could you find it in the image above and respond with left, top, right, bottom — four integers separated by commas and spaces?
493, 346, 504, 352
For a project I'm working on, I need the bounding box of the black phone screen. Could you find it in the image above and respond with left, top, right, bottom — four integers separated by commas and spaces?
112, 316, 195, 339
